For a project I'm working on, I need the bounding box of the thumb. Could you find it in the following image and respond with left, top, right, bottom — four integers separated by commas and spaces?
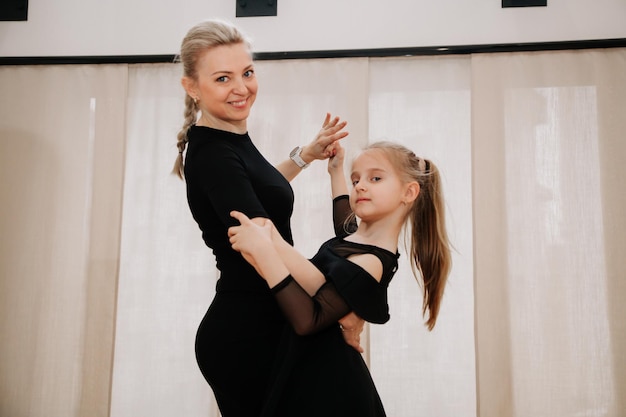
261, 219, 274, 231
230, 210, 251, 225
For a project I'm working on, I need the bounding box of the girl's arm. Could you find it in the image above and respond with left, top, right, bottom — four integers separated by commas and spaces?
327, 142, 349, 198
230, 211, 326, 296
228, 216, 291, 288
228, 211, 352, 335
327, 143, 358, 237
275, 113, 349, 182
267, 138, 353, 296
328, 148, 365, 349
270, 235, 327, 296
229, 211, 375, 345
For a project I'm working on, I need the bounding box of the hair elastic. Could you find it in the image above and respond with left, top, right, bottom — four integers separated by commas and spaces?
418, 158, 427, 172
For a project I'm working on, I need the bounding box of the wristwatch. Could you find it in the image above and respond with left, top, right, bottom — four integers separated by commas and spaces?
289, 146, 310, 169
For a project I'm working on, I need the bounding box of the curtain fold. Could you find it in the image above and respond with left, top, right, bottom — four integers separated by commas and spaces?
1, 47, 624, 417
472, 48, 626, 417
0, 64, 127, 417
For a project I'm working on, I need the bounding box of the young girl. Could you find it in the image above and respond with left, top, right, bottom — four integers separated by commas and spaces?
228, 141, 452, 416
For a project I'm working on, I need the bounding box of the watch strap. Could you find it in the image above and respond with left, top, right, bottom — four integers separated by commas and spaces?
289, 146, 310, 169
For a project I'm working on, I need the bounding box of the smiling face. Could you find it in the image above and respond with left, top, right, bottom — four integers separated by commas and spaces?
349, 149, 411, 223
182, 42, 257, 133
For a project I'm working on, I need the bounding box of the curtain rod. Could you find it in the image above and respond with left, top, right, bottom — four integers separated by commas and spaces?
1, 38, 625, 66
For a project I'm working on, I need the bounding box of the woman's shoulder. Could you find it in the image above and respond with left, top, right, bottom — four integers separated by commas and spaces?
187, 125, 250, 150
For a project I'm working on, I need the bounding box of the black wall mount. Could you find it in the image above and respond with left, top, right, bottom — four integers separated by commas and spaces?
0, 0, 28, 21
503, 0, 547, 7
237, 0, 277, 17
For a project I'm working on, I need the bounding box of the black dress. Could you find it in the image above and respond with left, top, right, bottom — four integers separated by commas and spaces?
261, 197, 399, 417
184, 125, 294, 416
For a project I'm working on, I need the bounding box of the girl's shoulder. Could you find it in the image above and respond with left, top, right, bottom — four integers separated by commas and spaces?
325, 237, 399, 284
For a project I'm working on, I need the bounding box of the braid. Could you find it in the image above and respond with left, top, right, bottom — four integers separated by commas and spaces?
171, 95, 198, 179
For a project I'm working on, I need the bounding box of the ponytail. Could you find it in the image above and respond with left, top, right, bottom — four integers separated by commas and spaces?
407, 159, 451, 330
364, 142, 452, 330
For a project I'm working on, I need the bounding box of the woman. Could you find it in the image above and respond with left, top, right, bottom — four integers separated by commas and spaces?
171, 19, 360, 416
229, 141, 452, 416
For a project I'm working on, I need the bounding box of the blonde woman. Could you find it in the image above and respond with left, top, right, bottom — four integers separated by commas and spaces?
172, 19, 361, 417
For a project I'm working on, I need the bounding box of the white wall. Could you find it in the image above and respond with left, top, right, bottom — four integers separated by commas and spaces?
0, 0, 625, 57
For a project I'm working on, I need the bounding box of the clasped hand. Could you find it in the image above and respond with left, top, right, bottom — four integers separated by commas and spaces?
304, 113, 349, 161
228, 211, 276, 273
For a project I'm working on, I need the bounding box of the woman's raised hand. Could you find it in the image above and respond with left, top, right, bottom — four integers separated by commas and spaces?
301, 113, 349, 162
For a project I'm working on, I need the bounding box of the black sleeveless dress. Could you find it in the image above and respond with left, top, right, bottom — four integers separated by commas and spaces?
184, 125, 294, 416
261, 198, 400, 417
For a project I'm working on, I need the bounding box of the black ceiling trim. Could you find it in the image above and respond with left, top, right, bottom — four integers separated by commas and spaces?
1, 38, 625, 66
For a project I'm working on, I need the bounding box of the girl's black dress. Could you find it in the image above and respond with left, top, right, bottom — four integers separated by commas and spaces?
184, 126, 294, 416
260, 198, 399, 417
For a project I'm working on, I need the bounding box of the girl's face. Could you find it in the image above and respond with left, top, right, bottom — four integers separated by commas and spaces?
349, 149, 409, 222
184, 42, 257, 133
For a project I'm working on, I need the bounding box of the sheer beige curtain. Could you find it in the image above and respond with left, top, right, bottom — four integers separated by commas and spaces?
0, 64, 127, 417
472, 48, 626, 417
1, 47, 625, 417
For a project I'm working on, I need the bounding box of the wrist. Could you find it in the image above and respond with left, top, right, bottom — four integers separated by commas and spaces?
274, 236, 291, 255
255, 246, 287, 276
328, 165, 343, 175
299, 145, 314, 164
289, 146, 311, 169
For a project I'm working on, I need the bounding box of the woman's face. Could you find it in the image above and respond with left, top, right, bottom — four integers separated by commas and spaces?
188, 42, 258, 133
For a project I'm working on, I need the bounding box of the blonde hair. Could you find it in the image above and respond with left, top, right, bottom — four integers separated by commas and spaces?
365, 141, 452, 330
171, 19, 251, 179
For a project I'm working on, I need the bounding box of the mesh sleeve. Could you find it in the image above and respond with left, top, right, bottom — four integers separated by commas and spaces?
271, 276, 351, 336
332, 195, 357, 237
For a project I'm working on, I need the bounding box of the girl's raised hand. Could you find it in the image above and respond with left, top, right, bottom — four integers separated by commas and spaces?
327, 141, 345, 174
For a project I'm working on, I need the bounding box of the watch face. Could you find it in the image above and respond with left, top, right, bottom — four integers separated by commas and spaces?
290, 147, 300, 158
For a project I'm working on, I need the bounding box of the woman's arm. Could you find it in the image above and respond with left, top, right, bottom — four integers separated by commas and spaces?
276, 113, 349, 182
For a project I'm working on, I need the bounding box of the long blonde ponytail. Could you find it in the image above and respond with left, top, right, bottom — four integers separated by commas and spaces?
365, 141, 452, 330
408, 158, 451, 330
